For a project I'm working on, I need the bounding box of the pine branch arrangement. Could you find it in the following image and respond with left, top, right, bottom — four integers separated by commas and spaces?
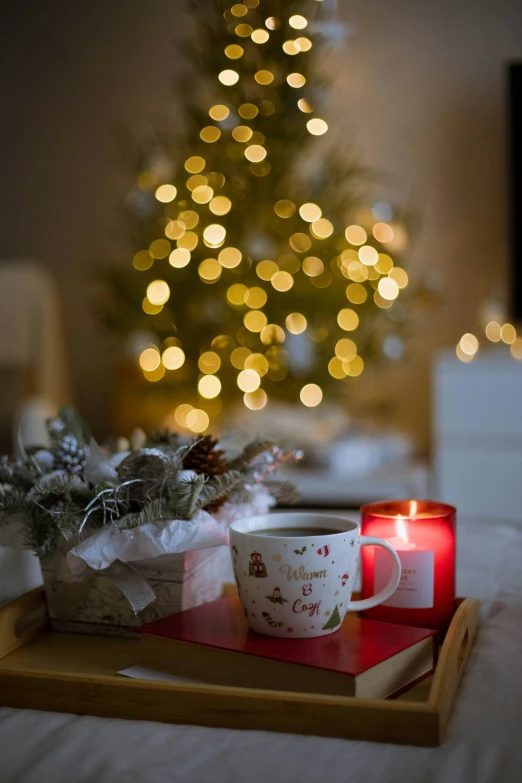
0, 408, 300, 559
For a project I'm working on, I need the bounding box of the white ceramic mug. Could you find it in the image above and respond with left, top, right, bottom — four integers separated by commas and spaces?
229, 512, 401, 638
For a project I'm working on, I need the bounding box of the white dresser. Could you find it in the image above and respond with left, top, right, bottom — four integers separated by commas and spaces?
433, 349, 522, 521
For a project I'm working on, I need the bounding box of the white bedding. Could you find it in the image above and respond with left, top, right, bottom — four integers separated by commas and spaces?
1, 518, 522, 783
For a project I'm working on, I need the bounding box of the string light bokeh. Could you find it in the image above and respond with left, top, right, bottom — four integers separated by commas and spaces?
113, 0, 413, 434
456, 321, 522, 363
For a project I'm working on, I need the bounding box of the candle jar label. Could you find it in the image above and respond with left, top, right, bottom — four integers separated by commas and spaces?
374, 549, 434, 608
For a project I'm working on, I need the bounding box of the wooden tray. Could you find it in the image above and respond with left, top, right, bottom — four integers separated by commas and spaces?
0, 588, 479, 746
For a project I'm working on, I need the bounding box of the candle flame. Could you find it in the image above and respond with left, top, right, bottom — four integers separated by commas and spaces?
409, 500, 418, 519
396, 516, 409, 543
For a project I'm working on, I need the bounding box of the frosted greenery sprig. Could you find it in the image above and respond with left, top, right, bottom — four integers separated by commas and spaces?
0, 407, 299, 559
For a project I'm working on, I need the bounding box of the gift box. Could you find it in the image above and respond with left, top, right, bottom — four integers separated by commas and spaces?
40, 545, 233, 636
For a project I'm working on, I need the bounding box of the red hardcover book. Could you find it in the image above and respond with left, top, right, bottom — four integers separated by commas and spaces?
137, 597, 437, 699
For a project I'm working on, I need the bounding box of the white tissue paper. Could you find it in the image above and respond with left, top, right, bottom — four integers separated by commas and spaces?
56, 484, 276, 614
67, 484, 274, 577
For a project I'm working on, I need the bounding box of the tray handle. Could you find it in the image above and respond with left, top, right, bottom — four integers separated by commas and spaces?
428, 597, 480, 738
0, 588, 49, 659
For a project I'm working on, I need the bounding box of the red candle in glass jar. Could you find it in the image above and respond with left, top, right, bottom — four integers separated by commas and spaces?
360, 500, 456, 633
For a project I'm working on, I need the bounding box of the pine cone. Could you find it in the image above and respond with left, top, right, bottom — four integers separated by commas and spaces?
183, 436, 229, 513
183, 436, 227, 478
54, 434, 87, 475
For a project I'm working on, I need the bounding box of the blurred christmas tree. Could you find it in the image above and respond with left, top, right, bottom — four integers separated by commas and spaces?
101, 0, 417, 434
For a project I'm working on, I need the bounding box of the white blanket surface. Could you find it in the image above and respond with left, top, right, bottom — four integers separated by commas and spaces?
1, 518, 522, 783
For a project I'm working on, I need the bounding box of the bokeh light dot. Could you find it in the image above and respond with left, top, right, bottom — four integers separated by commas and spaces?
175, 404, 194, 427
244, 389, 267, 410
198, 375, 221, 399
162, 346, 185, 370
256, 260, 279, 280
219, 69, 239, 85
232, 125, 253, 142
346, 355, 364, 377
169, 248, 191, 268
260, 324, 285, 345
245, 286, 267, 308
143, 365, 165, 383
299, 203, 322, 222
133, 250, 153, 271
328, 357, 346, 379
244, 310, 268, 332
238, 103, 258, 119
186, 409, 210, 433
147, 280, 170, 304
237, 368, 261, 392
198, 351, 221, 374
285, 312, 307, 334
485, 321, 502, 342
177, 230, 199, 251
345, 225, 367, 246
149, 239, 171, 259
297, 98, 313, 113
209, 104, 230, 121
358, 245, 379, 266
192, 185, 213, 204
165, 221, 185, 240
289, 14, 308, 29
139, 348, 161, 372
185, 156, 205, 173
337, 308, 359, 331
142, 298, 162, 315
501, 323, 517, 344
307, 118, 328, 136
155, 184, 177, 203
311, 218, 333, 238
209, 195, 232, 215
275, 199, 296, 218
227, 283, 248, 305
203, 224, 226, 244
283, 40, 300, 55
295, 36, 312, 51
231, 4, 248, 17
271, 270, 294, 291
198, 258, 222, 282
200, 126, 221, 143
346, 283, 368, 304
230, 347, 251, 369
302, 256, 324, 277
219, 246, 242, 268
375, 253, 394, 274
255, 70, 274, 85
287, 73, 306, 88
373, 222, 394, 243
245, 145, 267, 162
377, 277, 400, 301
300, 383, 322, 407
459, 333, 479, 356
289, 233, 312, 253
252, 28, 269, 44
224, 44, 244, 59
389, 267, 409, 288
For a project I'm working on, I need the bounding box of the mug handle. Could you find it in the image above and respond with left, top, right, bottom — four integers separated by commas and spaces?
347, 535, 401, 612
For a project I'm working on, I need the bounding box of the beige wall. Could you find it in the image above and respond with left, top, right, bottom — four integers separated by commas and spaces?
1, 0, 521, 447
